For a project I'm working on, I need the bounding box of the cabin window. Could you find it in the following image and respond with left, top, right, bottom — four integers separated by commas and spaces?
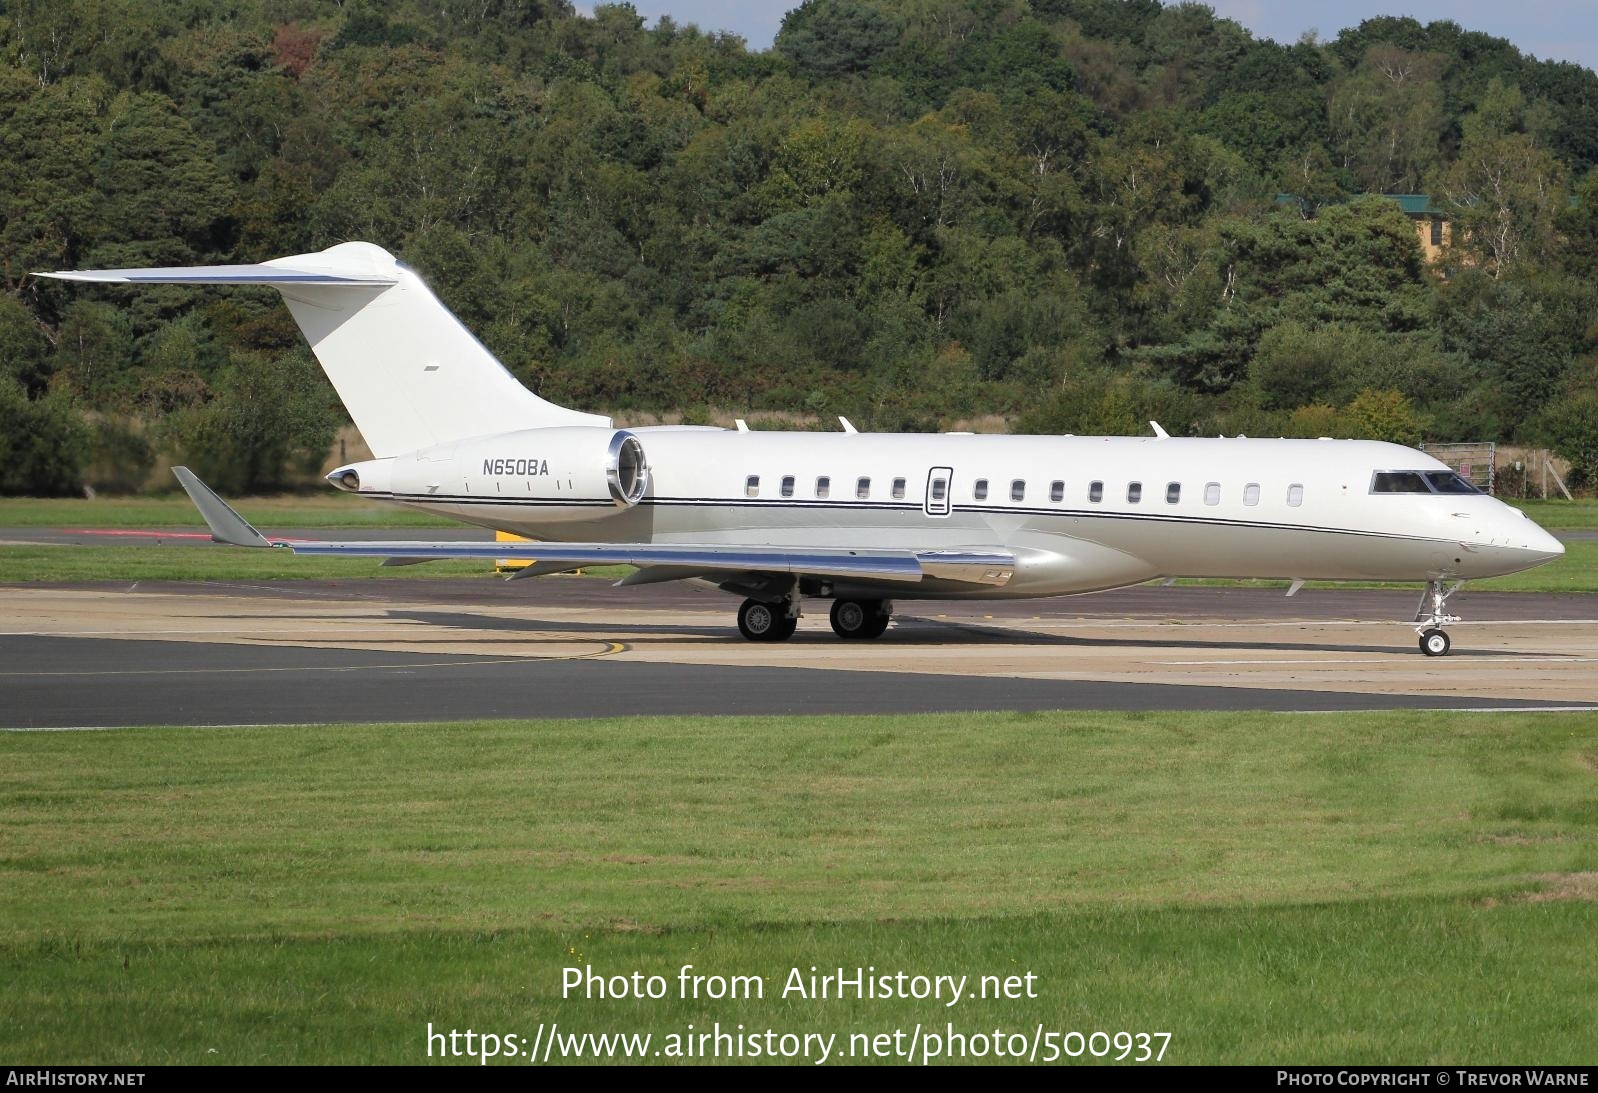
930, 478, 947, 502
892, 477, 906, 500
815, 476, 830, 499
1088, 481, 1103, 503
781, 475, 795, 498
1166, 482, 1181, 504
1050, 480, 1064, 502
1287, 483, 1304, 507
745, 475, 759, 498
973, 478, 989, 501
1127, 482, 1142, 504
856, 476, 871, 500
1243, 482, 1260, 506
1204, 482, 1221, 506
1010, 479, 1025, 502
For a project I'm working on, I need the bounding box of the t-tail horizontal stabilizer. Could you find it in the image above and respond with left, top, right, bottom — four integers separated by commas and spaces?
42, 242, 610, 457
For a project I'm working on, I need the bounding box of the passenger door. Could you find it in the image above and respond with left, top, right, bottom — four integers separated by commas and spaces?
924, 466, 952, 517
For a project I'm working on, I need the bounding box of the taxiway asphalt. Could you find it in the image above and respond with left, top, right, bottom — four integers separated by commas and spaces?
3, 580, 1593, 728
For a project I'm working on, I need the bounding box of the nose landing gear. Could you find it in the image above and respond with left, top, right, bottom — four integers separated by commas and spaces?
1414, 579, 1463, 656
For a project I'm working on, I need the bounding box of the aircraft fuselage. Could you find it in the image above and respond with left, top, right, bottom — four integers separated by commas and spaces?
353, 431, 1562, 599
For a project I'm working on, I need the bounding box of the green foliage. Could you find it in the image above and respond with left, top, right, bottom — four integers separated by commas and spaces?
51, 299, 135, 408
161, 351, 339, 494
776, 1, 902, 78
1327, 44, 1445, 194
1438, 79, 1569, 278
1344, 388, 1426, 446
0, 1, 1595, 492
0, 293, 51, 393
1436, 271, 1589, 437
1247, 321, 1445, 411
0, 378, 89, 496
81, 415, 154, 494
1014, 368, 1198, 438
1534, 391, 1598, 488
1283, 403, 1347, 438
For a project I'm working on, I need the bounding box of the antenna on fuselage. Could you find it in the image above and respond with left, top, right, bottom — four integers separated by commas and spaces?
1149, 421, 1169, 439
839, 416, 858, 433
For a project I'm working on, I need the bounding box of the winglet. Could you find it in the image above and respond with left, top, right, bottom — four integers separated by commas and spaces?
171, 467, 274, 548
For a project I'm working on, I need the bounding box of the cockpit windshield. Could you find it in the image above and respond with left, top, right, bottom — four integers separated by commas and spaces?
1370, 470, 1480, 495
1424, 470, 1479, 494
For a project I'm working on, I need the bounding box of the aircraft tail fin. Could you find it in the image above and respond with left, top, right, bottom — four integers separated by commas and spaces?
42, 242, 608, 457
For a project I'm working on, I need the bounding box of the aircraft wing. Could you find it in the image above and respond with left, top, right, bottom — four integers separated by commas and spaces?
171, 468, 1014, 588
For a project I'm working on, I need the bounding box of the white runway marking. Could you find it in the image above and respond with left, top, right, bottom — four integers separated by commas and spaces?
999, 619, 1598, 630
1159, 656, 1598, 666
1294, 706, 1598, 715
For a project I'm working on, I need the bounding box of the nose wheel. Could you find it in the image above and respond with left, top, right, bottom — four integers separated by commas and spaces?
738, 597, 798, 642
1413, 579, 1463, 656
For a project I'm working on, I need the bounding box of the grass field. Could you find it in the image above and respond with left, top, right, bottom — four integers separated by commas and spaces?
0, 494, 454, 528
1505, 498, 1598, 529
0, 545, 498, 582
3, 710, 1595, 1064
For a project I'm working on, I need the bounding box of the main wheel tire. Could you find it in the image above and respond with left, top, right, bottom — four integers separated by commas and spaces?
738, 598, 797, 642
830, 598, 886, 640
1419, 628, 1451, 657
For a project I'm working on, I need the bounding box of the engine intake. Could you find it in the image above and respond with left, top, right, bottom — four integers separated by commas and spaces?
607, 431, 648, 505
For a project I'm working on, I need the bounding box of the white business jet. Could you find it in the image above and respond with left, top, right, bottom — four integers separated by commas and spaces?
45, 242, 1564, 655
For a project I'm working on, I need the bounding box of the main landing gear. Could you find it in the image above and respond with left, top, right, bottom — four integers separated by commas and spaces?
1414, 579, 1464, 657
734, 597, 895, 642
829, 598, 891, 640
738, 597, 798, 642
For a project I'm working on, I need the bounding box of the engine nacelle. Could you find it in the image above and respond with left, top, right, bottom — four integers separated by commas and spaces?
328, 427, 649, 521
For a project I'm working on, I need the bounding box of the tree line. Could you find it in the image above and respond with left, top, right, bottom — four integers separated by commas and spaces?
2, 0, 1597, 493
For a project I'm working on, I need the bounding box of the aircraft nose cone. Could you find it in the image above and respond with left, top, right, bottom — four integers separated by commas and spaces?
1519, 522, 1565, 562
1536, 529, 1566, 559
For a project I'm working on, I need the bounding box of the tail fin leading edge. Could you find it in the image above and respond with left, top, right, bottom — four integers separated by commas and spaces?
42, 242, 609, 456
